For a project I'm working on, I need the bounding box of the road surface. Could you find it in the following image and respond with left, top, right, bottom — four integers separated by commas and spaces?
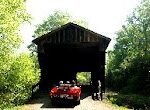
21, 91, 128, 110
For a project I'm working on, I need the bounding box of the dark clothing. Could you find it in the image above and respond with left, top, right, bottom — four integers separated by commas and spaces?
91, 80, 102, 100
92, 81, 99, 93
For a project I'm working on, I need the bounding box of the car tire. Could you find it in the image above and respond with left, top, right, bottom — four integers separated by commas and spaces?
76, 100, 80, 105
75, 96, 80, 105
51, 98, 56, 105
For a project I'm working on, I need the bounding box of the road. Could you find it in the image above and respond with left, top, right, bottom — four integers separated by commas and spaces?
21, 91, 128, 110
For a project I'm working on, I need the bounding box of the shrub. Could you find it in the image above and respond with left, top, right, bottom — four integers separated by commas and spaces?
0, 53, 40, 109
107, 94, 149, 109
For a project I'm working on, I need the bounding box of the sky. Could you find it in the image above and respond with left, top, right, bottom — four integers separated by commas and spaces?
20, 0, 141, 52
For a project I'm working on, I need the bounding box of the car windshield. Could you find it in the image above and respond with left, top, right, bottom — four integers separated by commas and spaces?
58, 80, 76, 86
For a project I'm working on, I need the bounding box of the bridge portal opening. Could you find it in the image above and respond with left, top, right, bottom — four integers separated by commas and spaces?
76, 72, 91, 85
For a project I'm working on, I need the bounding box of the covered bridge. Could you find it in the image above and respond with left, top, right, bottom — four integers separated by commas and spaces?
32, 22, 111, 93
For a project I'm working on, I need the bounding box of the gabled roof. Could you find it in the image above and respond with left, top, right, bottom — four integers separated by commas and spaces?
32, 22, 111, 44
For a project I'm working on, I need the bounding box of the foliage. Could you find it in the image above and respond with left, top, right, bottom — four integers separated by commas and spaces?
33, 10, 71, 38
33, 10, 88, 38
76, 72, 91, 85
0, 0, 40, 109
0, 0, 30, 79
0, 53, 40, 109
0, 0, 30, 51
107, 93, 149, 109
106, 0, 150, 94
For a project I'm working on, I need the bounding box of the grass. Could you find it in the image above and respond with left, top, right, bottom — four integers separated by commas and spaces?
103, 100, 129, 110
104, 91, 150, 110
103, 91, 129, 110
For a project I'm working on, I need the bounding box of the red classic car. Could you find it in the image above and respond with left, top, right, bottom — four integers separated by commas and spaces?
49, 81, 81, 105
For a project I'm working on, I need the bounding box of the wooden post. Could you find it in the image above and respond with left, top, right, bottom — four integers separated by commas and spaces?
87, 33, 90, 42
83, 31, 86, 42
70, 28, 73, 42
81, 30, 84, 42
78, 29, 81, 42
75, 28, 77, 42
58, 32, 60, 43
63, 30, 65, 42
53, 33, 56, 43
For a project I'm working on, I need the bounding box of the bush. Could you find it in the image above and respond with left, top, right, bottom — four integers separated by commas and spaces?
107, 94, 149, 109
0, 53, 40, 109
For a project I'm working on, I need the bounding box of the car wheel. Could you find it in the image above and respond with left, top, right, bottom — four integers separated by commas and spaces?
75, 96, 80, 105
51, 98, 56, 105
76, 100, 80, 105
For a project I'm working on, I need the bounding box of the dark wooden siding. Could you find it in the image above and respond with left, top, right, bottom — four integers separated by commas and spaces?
44, 26, 99, 44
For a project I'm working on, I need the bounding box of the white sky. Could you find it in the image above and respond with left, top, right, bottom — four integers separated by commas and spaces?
20, 0, 141, 52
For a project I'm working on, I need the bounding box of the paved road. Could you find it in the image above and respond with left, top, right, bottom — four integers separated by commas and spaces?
21, 92, 128, 110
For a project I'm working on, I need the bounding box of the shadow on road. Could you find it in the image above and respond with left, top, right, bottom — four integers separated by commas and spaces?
26, 88, 91, 109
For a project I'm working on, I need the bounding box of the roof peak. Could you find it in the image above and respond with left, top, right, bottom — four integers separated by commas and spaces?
32, 22, 111, 44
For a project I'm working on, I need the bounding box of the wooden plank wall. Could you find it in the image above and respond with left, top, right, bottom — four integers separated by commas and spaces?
37, 26, 103, 53
45, 26, 99, 44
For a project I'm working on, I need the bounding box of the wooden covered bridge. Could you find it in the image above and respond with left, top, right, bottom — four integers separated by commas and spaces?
32, 22, 111, 94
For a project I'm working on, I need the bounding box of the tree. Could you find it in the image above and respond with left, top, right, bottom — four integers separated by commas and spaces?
33, 10, 88, 38
28, 10, 88, 52
0, 0, 40, 109
106, 0, 150, 94
77, 72, 91, 85
0, 0, 30, 81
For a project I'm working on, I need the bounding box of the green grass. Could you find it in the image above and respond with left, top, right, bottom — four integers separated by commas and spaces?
105, 91, 149, 110
103, 96, 129, 110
